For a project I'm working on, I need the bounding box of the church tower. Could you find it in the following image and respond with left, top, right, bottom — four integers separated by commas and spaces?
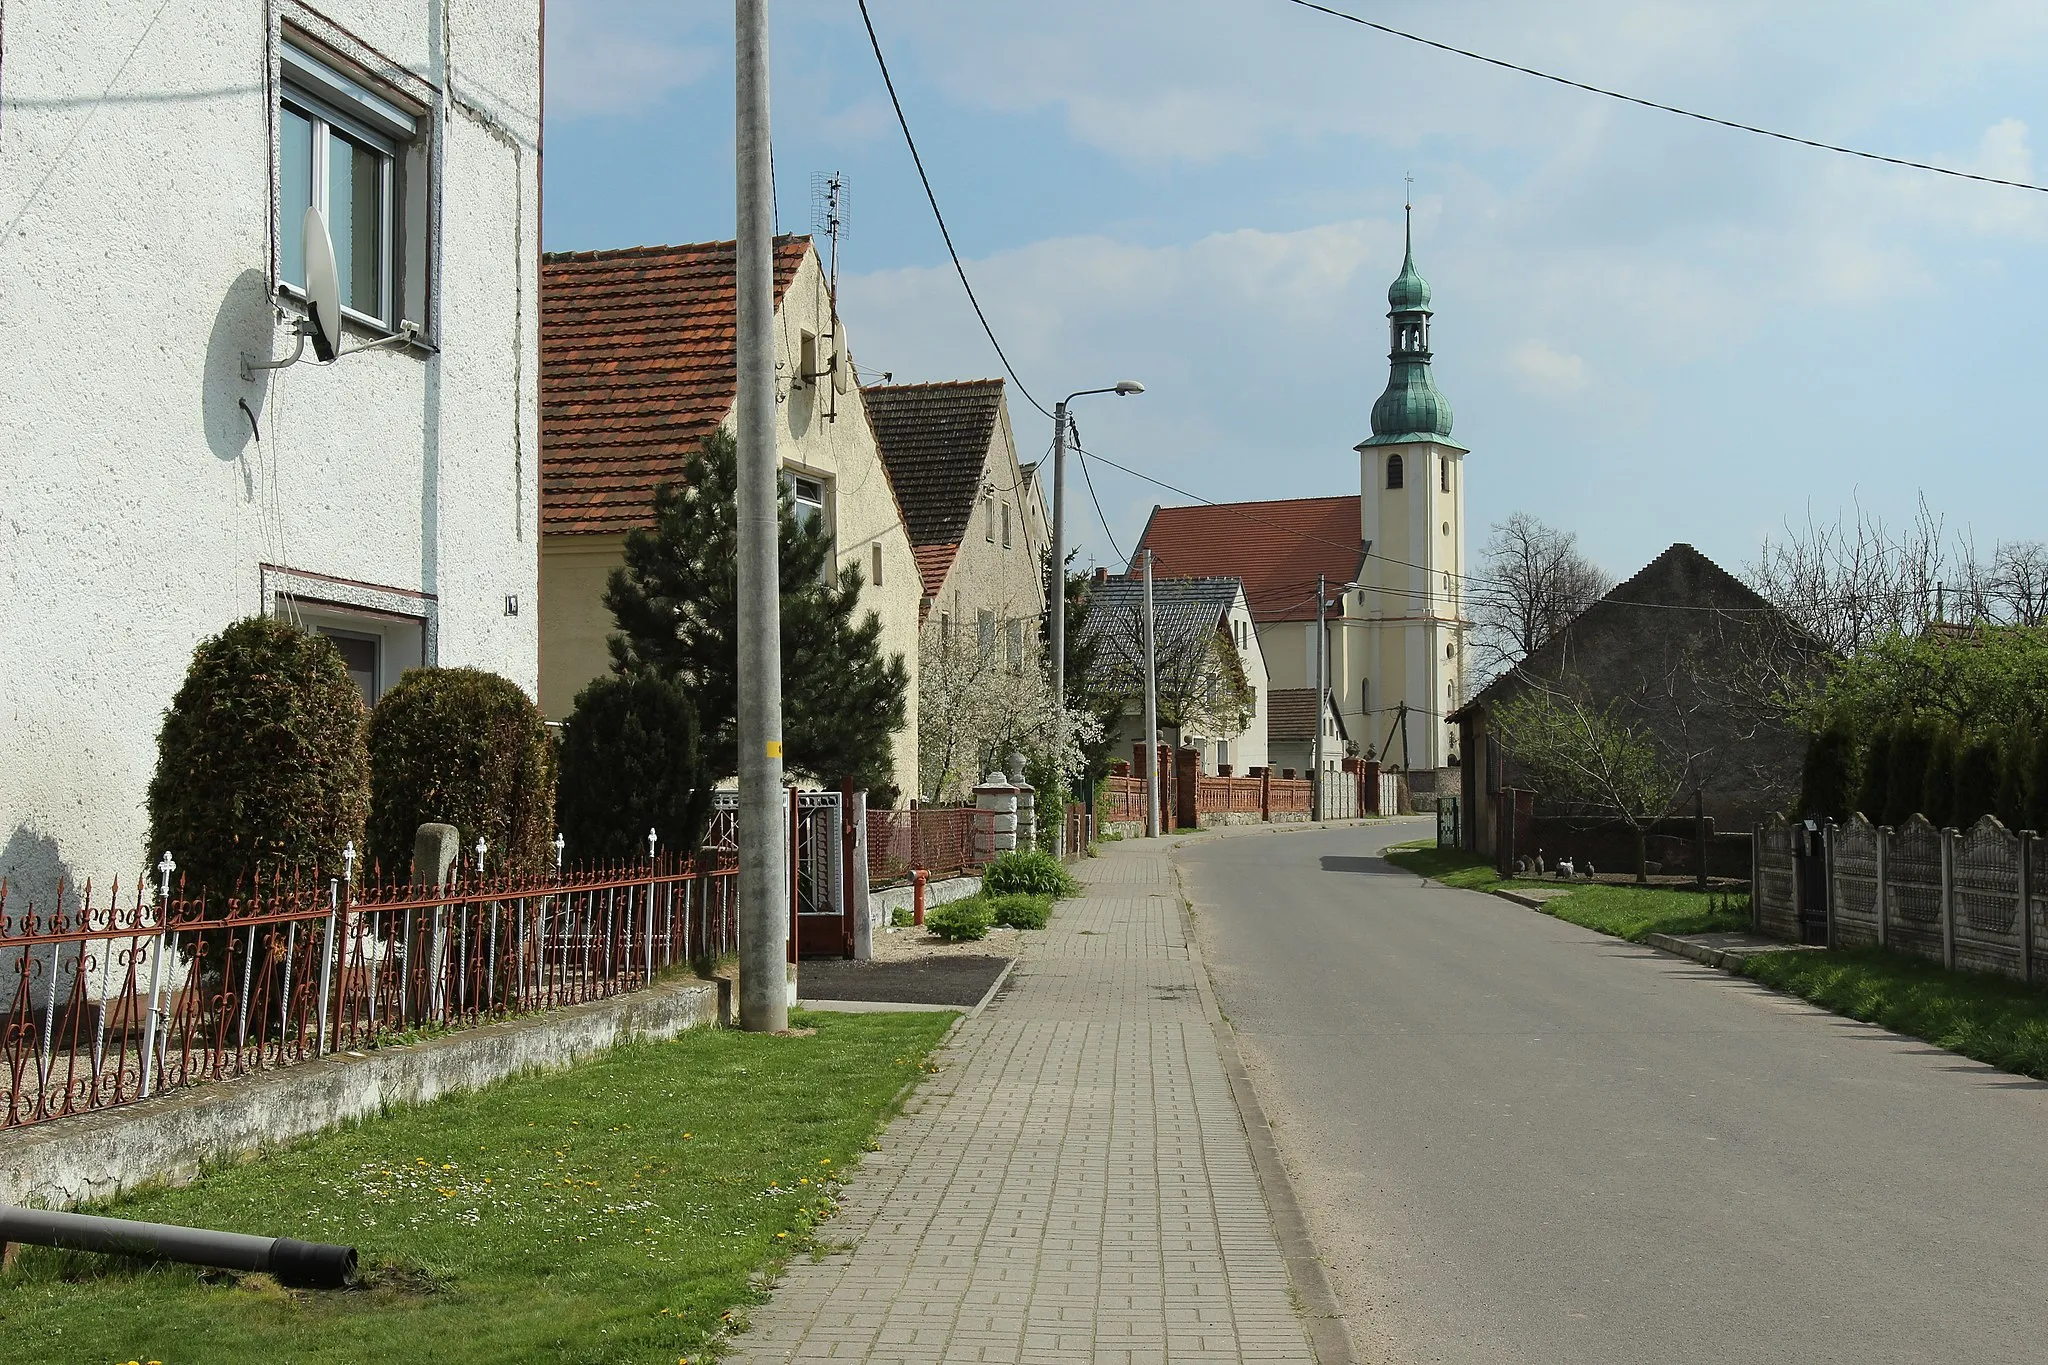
1343, 204, 1467, 771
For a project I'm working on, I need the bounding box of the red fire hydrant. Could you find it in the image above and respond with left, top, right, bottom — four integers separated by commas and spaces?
912, 869, 928, 926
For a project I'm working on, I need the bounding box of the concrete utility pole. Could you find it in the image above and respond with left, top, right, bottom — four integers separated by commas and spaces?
1313, 571, 1326, 821
734, 0, 787, 1033
1143, 547, 1160, 838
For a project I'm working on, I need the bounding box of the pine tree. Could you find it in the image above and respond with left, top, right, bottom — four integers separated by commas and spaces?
1796, 724, 1856, 823
1885, 718, 1933, 826
1952, 734, 2001, 830
603, 429, 910, 794
1919, 724, 1959, 829
1855, 724, 1892, 823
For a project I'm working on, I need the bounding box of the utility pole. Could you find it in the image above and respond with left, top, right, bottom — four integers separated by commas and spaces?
1049, 399, 1069, 726
1143, 548, 1160, 838
734, 0, 787, 1033
1312, 572, 1326, 821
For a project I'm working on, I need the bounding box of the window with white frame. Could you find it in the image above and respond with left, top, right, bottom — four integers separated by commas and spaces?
783, 472, 827, 531
278, 42, 422, 331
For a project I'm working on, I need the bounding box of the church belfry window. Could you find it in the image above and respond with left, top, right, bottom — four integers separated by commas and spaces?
1386, 454, 1404, 489
1440, 455, 1450, 493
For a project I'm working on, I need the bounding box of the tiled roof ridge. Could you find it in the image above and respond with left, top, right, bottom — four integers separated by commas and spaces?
864, 377, 1005, 394
543, 235, 812, 264
1147, 493, 1358, 514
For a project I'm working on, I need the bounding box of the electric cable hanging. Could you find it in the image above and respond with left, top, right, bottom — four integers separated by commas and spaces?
857, 0, 1054, 418
1279, 0, 2048, 195
1073, 440, 1126, 563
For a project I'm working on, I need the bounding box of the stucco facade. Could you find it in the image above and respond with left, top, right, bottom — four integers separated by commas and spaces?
0, 0, 542, 890
914, 398, 1045, 656
538, 247, 922, 799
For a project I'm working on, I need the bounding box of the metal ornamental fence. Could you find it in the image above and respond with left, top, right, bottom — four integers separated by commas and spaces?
2, 853, 736, 1131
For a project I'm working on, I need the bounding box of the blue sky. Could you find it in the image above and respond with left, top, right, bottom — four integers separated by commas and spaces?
541, 1, 2048, 581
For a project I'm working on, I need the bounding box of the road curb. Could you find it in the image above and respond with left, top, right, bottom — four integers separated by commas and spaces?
1172, 857, 1361, 1365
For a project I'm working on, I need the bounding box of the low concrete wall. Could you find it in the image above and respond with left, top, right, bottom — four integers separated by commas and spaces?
1197, 811, 1266, 829
1, 976, 724, 1210
870, 875, 979, 930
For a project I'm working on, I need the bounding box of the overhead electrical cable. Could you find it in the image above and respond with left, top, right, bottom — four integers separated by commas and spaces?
1278, 0, 2048, 194
857, 0, 1054, 418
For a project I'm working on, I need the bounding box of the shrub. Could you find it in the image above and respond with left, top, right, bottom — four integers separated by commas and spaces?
1885, 718, 1935, 826
365, 667, 555, 880
1919, 724, 1959, 829
1854, 726, 1892, 823
890, 905, 915, 928
981, 848, 1080, 899
1796, 724, 1856, 823
985, 892, 1052, 930
1995, 730, 2034, 832
925, 897, 993, 942
145, 617, 369, 907
556, 672, 711, 866
1953, 735, 2002, 830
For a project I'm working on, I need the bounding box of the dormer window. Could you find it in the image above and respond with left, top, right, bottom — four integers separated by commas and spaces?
1386, 454, 1404, 489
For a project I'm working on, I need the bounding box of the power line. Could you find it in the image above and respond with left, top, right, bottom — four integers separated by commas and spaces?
1073, 441, 1127, 563
1279, 0, 2048, 195
856, 0, 1054, 418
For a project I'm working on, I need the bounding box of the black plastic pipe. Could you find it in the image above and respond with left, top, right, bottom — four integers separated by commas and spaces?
0, 1205, 356, 1289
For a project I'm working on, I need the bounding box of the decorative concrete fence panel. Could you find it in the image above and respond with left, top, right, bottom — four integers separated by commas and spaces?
1829, 816, 1882, 949
1816, 814, 2042, 985
1886, 816, 1946, 963
1754, 813, 1798, 940
1952, 817, 2024, 977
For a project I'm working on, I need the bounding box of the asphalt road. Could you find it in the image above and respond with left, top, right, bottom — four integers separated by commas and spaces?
1178, 822, 2048, 1365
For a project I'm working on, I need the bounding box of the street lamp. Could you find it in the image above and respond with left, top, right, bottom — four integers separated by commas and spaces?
1048, 381, 1145, 743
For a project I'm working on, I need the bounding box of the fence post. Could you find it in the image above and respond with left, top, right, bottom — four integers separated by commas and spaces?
1749, 828, 1760, 932
317, 878, 338, 1056
1875, 826, 1889, 949
1940, 826, 1956, 971
1260, 766, 1271, 822
2020, 832, 2034, 985
1821, 820, 1837, 949
139, 852, 176, 1100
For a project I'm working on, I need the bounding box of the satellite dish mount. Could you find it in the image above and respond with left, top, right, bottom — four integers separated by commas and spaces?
243, 206, 421, 380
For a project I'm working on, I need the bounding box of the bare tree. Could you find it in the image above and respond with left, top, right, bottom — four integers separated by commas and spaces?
1745, 498, 2045, 649
1469, 513, 1614, 679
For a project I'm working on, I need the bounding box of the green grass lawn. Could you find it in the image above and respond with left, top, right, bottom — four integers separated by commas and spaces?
1741, 948, 2048, 1081
0, 1009, 955, 1365
1382, 842, 1751, 943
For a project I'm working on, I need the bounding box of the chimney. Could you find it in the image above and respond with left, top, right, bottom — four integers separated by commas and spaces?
1092, 567, 1109, 587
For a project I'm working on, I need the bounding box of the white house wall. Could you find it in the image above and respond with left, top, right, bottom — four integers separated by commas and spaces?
0, 0, 542, 890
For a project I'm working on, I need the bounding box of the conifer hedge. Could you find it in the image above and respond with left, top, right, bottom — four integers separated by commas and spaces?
1796, 724, 1856, 823
556, 671, 712, 866
145, 617, 369, 907
365, 667, 555, 881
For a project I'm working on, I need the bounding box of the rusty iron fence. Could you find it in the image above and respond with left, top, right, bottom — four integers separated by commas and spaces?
866, 805, 981, 885
2, 853, 736, 1131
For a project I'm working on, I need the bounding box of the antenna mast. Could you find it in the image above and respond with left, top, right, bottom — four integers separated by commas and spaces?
811, 172, 848, 421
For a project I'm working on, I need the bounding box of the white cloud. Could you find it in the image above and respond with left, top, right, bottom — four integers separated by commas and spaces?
1507, 341, 1590, 396
544, 2, 714, 119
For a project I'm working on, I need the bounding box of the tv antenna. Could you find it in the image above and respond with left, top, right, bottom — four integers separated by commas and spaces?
810, 172, 851, 417
243, 206, 424, 380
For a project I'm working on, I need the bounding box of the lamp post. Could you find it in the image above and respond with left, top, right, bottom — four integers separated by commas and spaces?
1048, 382, 1145, 736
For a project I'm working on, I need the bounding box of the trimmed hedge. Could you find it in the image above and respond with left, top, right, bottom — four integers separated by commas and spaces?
365, 667, 555, 881
146, 617, 369, 906
981, 848, 1080, 899
1796, 723, 1855, 823
556, 672, 712, 865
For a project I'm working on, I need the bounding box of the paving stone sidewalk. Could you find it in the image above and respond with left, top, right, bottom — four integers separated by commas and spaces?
728, 841, 1317, 1364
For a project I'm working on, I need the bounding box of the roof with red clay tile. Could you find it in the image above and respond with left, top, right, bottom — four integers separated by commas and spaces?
913, 544, 958, 601
1131, 496, 1365, 623
541, 237, 812, 536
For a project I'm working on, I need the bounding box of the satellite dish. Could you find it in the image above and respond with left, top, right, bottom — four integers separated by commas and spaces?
302, 206, 341, 363
832, 347, 852, 395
